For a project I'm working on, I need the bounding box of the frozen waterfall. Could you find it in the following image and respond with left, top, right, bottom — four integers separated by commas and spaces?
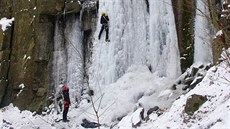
148, 0, 181, 78
89, 0, 181, 86
194, 0, 214, 64
52, 15, 84, 103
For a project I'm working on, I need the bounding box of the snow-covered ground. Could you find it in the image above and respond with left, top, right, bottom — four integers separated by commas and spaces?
144, 59, 230, 129
1, 56, 230, 129
0, 64, 177, 129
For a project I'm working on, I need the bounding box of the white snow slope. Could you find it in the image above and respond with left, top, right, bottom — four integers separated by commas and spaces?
1, 52, 230, 129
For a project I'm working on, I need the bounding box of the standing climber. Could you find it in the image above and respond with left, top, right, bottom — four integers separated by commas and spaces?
98, 12, 110, 42
62, 85, 70, 122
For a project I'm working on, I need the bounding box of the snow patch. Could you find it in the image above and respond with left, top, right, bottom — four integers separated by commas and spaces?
1, 53, 230, 129
23, 55, 31, 60
0, 111, 2, 127
216, 30, 223, 37
131, 108, 143, 126
158, 89, 173, 98
0, 17, 14, 32
17, 84, 25, 97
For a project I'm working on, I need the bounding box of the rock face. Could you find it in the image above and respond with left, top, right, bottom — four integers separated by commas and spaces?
172, 0, 196, 72
0, 0, 13, 18
0, 0, 80, 112
0, 24, 12, 107
210, 0, 230, 64
172, 0, 230, 71
173, 64, 211, 92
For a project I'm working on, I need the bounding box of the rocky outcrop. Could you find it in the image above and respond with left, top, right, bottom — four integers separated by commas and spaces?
172, 0, 230, 75
0, 0, 80, 112
210, 0, 230, 64
184, 94, 207, 115
172, 64, 212, 92
37, 0, 81, 15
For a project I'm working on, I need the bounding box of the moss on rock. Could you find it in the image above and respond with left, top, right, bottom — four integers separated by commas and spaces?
184, 94, 207, 115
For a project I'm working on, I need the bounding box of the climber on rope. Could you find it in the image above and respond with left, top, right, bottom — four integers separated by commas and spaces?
62, 85, 71, 122
98, 12, 110, 42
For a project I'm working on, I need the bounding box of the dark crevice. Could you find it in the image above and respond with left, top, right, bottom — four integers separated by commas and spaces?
82, 29, 92, 94
83, 30, 92, 61
145, 0, 149, 13
172, 0, 196, 72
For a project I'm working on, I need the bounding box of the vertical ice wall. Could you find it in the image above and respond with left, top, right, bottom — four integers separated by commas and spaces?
65, 15, 84, 100
89, 0, 180, 86
89, 0, 149, 86
148, 0, 181, 78
194, 0, 213, 64
53, 20, 67, 90
52, 15, 83, 102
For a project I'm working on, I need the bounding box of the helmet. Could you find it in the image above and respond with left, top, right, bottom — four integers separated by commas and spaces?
59, 84, 64, 88
62, 85, 68, 91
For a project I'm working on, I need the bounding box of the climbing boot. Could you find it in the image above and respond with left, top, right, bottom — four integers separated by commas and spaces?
105, 39, 110, 42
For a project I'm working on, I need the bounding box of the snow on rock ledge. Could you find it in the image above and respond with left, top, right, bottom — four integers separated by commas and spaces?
0, 17, 14, 32
142, 60, 230, 129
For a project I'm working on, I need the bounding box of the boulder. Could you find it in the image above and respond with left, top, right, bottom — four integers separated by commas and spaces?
147, 106, 159, 115
190, 77, 203, 89
184, 77, 194, 85
191, 67, 199, 76
81, 119, 100, 128
131, 108, 144, 128
184, 94, 207, 115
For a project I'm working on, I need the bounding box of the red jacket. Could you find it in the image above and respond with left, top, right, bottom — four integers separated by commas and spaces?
62, 85, 70, 108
